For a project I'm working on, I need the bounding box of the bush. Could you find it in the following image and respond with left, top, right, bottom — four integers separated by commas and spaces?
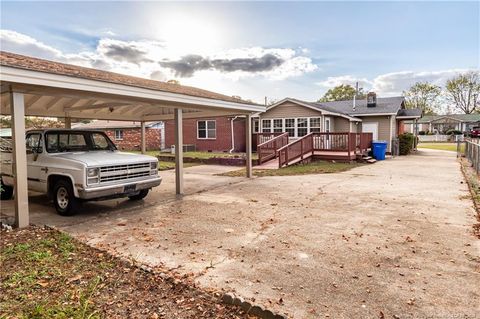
399, 133, 415, 155
446, 129, 462, 135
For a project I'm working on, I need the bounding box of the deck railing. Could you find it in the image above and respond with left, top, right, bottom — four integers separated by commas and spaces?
278, 132, 373, 167
257, 132, 289, 164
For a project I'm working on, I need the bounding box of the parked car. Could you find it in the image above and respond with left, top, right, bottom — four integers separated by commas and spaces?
469, 127, 480, 138
0, 129, 162, 215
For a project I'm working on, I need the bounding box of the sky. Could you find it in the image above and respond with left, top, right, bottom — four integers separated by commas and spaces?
0, 1, 479, 104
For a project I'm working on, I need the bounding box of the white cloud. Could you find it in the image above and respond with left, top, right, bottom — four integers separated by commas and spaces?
0, 30, 63, 60
316, 75, 372, 90
0, 29, 317, 83
316, 69, 477, 96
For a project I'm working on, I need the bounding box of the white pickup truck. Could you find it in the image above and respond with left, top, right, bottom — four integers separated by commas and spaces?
0, 129, 162, 215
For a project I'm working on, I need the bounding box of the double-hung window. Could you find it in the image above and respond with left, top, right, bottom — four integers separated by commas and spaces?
297, 118, 308, 137
309, 117, 321, 133
252, 118, 260, 133
197, 120, 216, 139
114, 129, 124, 141
285, 119, 295, 137
273, 119, 283, 133
262, 119, 272, 133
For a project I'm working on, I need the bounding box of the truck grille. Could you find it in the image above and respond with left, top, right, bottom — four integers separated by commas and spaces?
99, 162, 151, 183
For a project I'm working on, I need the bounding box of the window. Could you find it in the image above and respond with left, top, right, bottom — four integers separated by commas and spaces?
297, 118, 308, 137
273, 119, 283, 133
197, 120, 216, 139
310, 117, 321, 133
25, 133, 43, 153
46, 133, 88, 153
252, 118, 259, 133
92, 133, 113, 150
262, 119, 272, 133
114, 129, 124, 140
285, 118, 295, 137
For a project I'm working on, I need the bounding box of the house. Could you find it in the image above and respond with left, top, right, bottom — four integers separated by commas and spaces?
164, 116, 246, 152
164, 93, 422, 155
73, 120, 164, 151
403, 114, 480, 134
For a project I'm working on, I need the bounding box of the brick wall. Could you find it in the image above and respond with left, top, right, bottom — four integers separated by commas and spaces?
165, 116, 246, 152
103, 128, 161, 151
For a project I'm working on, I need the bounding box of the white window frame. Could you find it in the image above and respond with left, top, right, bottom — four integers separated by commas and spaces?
252, 118, 260, 133
260, 116, 323, 138
114, 129, 124, 141
309, 117, 322, 133
197, 120, 216, 140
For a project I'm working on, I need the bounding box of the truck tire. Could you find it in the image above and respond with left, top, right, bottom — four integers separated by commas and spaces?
128, 189, 149, 201
53, 179, 79, 216
0, 180, 13, 200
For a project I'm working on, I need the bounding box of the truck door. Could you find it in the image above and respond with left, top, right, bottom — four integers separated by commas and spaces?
25, 133, 47, 192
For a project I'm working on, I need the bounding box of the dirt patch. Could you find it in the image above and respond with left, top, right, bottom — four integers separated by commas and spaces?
0, 226, 252, 319
459, 157, 480, 238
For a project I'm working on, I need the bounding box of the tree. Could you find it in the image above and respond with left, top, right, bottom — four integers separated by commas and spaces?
403, 82, 441, 115
445, 71, 480, 114
318, 84, 366, 102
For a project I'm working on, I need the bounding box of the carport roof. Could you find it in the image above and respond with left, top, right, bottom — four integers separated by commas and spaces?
0, 51, 264, 121
0, 51, 255, 105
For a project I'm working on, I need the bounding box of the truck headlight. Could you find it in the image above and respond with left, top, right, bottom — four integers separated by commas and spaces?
150, 161, 158, 175
87, 167, 99, 177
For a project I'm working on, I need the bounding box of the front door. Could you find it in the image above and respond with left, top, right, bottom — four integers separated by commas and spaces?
362, 122, 379, 140
324, 117, 332, 148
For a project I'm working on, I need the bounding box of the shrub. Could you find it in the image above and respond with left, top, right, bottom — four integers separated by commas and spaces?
399, 133, 415, 155
446, 129, 462, 135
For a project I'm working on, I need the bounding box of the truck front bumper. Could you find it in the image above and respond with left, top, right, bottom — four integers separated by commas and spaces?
77, 176, 162, 200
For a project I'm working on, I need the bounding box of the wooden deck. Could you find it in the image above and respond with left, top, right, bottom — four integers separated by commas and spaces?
254, 150, 359, 170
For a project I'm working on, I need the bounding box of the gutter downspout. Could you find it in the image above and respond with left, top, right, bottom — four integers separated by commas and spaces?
229, 116, 239, 153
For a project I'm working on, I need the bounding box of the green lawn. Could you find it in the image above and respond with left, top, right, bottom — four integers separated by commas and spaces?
220, 160, 362, 177
418, 143, 464, 152
129, 150, 258, 160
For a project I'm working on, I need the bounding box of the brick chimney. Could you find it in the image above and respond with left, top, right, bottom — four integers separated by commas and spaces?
367, 92, 377, 107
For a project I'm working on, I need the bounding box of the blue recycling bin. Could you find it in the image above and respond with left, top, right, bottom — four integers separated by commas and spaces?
372, 140, 388, 160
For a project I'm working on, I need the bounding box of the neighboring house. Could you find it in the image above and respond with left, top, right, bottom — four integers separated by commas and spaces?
404, 114, 480, 134
73, 120, 163, 151
164, 116, 246, 152
164, 93, 422, 154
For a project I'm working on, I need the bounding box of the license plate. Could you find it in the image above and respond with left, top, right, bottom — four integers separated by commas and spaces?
124, 184, 136, 192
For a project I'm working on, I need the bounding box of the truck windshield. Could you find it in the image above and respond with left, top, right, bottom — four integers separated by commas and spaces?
46, 131, 116, 153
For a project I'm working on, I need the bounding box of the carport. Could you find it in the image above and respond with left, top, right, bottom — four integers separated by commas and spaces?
0, 51, 264, 228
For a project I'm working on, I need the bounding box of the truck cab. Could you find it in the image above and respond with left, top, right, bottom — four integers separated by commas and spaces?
1, 129, 162, 215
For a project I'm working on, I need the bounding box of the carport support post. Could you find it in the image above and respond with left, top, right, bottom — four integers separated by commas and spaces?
140, 121, 146, 154
174, 109, 184, 195
65, 117, 71, 129
10, 91, 29, 228
246, 114, 253, 178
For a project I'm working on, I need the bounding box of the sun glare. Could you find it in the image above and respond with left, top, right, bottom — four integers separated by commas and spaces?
156, 13, 224, 55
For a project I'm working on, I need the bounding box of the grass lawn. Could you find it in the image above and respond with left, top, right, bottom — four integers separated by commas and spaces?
418, 143, 464, 152
220, 160, 362, 177
130, 150, 258, 160
0, 227, 247, 318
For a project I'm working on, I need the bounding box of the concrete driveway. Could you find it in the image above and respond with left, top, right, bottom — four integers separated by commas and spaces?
2, 149, 479, 318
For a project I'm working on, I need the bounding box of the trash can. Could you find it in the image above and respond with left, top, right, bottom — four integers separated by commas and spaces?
372, 140, 388, 160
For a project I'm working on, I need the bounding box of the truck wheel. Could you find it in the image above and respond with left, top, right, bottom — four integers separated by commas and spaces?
0, 181, 13, 200
53, 179, 79, 216
128, 189, 149, 201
